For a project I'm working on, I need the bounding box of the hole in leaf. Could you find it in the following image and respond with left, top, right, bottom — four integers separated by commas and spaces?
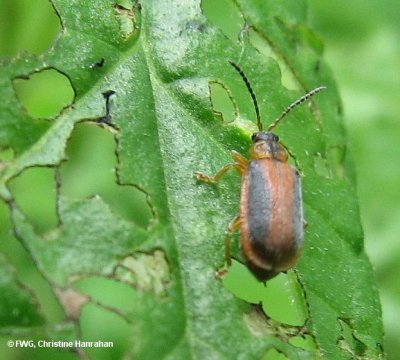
73, 276, 137, 314
0, 254, 44, 327
261, 272, 307, 326
0, 201, 10, 241
201, 0, 244, 42
209, 81, 237, 123
289, 335, 317, 352
0, 202, 65, 323
60, 123, 153, 228
248, 29, 300, 91
0, 147, 14, 161
114, 1, 139, 39
0, 0, 60, 57
222, 259, 267, 304
0, 147, 14, 173
80, 303, 132, 360
263, 348, 289, 360
223, 261, 307, 327
9, 167, 58, 234
13, 68, 75, 119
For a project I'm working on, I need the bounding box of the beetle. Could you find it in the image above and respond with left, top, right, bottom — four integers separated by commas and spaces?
195, 61, 325, 280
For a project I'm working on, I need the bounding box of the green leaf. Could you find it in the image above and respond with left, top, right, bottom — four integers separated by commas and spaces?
0, 254, 44, 329
0, 0, 383, 359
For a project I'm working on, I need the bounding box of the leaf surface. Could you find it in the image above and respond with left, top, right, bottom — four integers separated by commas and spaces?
0, 0, 383, 359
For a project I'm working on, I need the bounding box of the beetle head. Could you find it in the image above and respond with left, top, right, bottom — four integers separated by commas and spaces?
250, 131, 288, 162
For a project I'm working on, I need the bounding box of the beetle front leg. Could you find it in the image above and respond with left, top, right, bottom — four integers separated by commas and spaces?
195, 162, 245, 183
230, 150, 248, 166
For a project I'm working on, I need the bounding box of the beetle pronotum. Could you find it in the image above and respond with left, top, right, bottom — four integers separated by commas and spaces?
195, 61, 325, 280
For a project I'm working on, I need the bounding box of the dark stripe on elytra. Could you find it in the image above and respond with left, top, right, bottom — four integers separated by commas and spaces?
291, 172, 304, 249
247, 160, 271, 259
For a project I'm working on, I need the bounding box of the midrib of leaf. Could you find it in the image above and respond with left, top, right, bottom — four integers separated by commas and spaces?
134, 6, 279, 358
139, 32, 198, 358
142, 61, 225, 359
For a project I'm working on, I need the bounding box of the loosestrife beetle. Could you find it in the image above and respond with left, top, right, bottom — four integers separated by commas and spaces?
195, 61, 325, 280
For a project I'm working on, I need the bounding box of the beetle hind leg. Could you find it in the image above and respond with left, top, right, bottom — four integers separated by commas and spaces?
216, 215, 241, 278
224, 215, 241, 266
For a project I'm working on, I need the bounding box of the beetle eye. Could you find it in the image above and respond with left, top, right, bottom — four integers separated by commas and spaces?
251, 133, 256, 141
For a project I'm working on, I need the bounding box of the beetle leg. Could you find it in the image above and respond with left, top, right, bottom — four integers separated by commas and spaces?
195, 162, 245, 183
224, 215, 241, 266
230, 150, 248, 166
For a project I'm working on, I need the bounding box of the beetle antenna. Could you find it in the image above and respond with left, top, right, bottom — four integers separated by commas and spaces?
267, 86, 326, 132
229, 61, 263, 131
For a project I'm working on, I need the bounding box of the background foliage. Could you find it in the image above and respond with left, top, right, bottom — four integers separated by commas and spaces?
309, 1, 400, 359
0, 0, 396, 359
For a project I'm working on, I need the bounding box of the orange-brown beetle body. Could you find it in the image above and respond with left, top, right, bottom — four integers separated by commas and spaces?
196, 61, 325, 280
239, 132, 303, 280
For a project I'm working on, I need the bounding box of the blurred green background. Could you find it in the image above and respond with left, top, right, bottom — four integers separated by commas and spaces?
1, 0, 399, 359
